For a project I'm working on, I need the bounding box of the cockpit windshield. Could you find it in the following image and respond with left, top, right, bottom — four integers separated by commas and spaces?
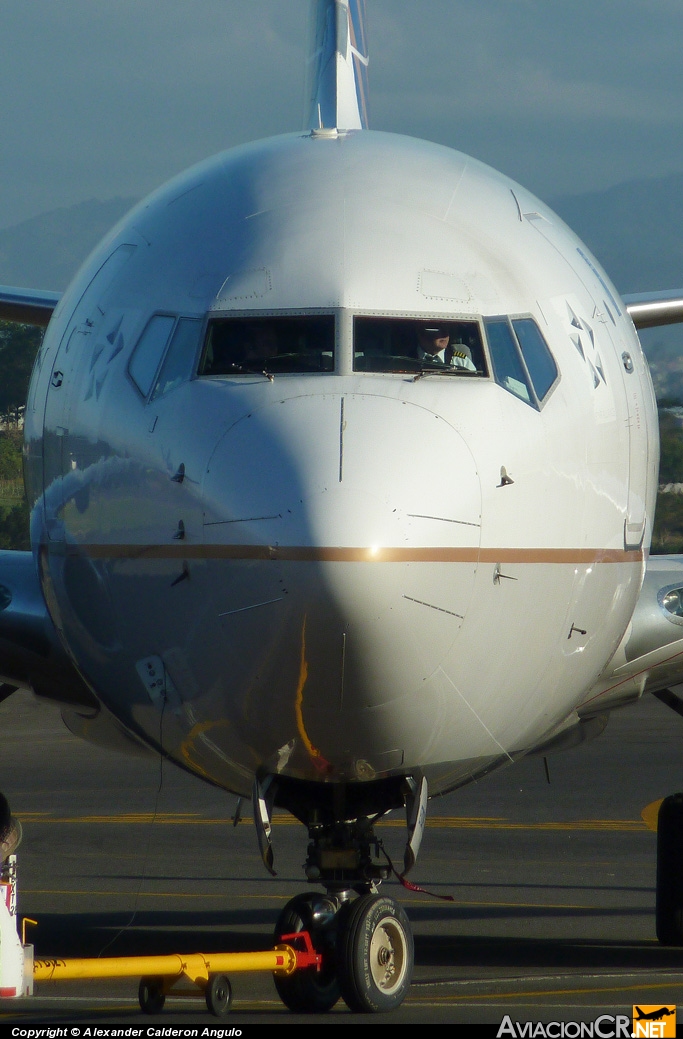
199, 315, 335, 376
353, 317, 488, 375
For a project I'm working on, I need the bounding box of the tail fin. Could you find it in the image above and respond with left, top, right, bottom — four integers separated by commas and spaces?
305, 0, 369, 130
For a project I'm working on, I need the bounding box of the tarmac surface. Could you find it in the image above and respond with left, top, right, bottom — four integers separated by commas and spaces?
2, 688, 683, 1027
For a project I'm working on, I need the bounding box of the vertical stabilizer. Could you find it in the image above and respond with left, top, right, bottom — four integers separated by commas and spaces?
305, 0, 369, 130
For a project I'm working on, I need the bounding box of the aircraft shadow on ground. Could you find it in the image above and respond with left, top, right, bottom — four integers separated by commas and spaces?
407, 903, 653, 923
26, 904, 680, 972
414, 932, 683, 972
28, 909, 281, 958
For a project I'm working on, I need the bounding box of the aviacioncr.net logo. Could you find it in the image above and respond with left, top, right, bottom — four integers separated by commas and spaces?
496, 1016, 632, 1037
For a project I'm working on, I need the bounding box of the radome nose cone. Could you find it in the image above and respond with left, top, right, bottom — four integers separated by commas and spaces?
204, 390, 481, 675
203, 393, 481, 772
204, 393, 481, 548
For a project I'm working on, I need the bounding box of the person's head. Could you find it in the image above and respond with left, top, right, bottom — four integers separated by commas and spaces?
419, 326, 450, 356
247, 323, 278, 359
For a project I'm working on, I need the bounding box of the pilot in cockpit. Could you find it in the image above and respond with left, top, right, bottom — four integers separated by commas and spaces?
417, 326, 449, 364
417, 326, 477, 370
244, 322, 278, 362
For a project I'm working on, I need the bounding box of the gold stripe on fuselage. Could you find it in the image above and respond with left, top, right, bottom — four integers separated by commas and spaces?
71, 545, 643, 564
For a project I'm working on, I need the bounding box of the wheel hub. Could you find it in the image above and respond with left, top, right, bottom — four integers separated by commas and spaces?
369, 916, 408, 993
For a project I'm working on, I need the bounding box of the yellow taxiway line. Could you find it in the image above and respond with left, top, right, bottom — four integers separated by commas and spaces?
19, 889, 633, 913
14, 813, 650, 831
406, 978, 683, 1004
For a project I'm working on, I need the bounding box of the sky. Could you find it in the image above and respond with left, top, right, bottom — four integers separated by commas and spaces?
2, 0, 683, 229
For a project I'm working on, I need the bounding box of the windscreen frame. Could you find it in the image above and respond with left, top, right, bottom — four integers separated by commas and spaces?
351, 312, 490, 377
484, 313, 560, 410
198, 310, 338, 378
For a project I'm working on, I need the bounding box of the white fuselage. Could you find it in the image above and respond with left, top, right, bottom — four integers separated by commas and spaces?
23, 129, 658, 797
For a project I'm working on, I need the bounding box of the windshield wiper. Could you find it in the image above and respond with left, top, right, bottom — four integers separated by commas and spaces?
412, 367, 480, 382
227, 362, 274, 382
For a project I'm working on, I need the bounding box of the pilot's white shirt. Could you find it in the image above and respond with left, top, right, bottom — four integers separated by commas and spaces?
417, 345, 476, 370
450, 346, 477, 371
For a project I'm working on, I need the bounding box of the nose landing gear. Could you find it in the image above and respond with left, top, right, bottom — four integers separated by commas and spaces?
260, 774, 426, 1014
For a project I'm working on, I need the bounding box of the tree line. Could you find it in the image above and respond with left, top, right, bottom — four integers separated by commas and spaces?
0, 320, 41, 549
0, 320, 42, 427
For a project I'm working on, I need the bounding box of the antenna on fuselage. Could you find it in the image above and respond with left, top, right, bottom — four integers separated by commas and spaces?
305, 0, 369, 131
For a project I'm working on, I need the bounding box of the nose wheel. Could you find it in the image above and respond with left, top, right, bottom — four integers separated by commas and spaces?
273, 892, 341, 1012
274, 891, 413, 1013
336, 894, 413, 1013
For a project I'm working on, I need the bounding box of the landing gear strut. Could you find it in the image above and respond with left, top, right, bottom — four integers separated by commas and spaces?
258, 774, 425, 1013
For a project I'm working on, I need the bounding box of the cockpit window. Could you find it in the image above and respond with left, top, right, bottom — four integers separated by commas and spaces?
353, 317, 487, 375
151, 318, 202, 401
484, 317, 559, 408
511, 319, 558, 402
485, 319, 533, 404
199, 316, 335, 376
128, 315, 175, 397
129, 314, 203, 401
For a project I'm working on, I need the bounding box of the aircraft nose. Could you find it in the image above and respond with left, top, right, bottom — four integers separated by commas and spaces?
204, 393, 481, 551
202, 393, 482, 776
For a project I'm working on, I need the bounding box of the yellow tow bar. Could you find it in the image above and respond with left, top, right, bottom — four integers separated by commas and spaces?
33, 930, 321, 1017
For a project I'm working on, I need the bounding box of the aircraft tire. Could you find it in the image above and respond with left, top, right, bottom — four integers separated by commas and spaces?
0, 792, 21, 862
273, 892, 340, 1012
657, 793, 683, 944
205, 973, 232, 1017
0, 793, 10, 836
336, 893, 413, 1013
138, 976, 166, 1014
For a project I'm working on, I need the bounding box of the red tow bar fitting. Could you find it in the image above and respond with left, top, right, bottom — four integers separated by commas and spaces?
279, 930, 323, 971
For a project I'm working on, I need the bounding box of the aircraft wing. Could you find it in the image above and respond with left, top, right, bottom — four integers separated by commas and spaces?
0, 285, 61, 327
578, 556, 683, 717
623, 290, 683, 330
